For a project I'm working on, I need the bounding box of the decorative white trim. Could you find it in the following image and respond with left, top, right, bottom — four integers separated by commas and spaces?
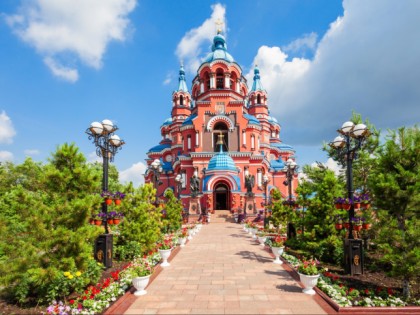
206, 174, 238, 191
206, 115, 235, 131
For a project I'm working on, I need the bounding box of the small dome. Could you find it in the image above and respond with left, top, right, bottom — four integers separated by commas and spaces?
207, 152, 237, 171
244, 114, 260, 125
148, 143, 171, 153
270, 158, 285, 171
182, 113, 197, 126
161, 117, 172, 127
271, 142, 295, 152
268, 115, 280, 126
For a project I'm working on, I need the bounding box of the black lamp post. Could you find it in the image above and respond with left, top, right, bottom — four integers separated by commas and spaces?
284, 158, 298, 239
175, 173, 183, 200
330, 121, 370, 275
149, 159, 163, 205
262, 174, 270, 216
86, 119, 125, 268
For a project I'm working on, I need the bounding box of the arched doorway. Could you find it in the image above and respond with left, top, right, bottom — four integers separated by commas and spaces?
213, 182, 230, 210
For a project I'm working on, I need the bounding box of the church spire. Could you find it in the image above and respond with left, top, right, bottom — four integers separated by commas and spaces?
177, 63, 188, 92
250, 65, 265, 92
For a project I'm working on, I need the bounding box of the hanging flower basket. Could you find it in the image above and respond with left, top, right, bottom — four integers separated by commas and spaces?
104, 198, 112, 205
343, 222, 350, 229
335, 223, 343, 230
362, 223, 372, 230
107, 219, 114, 225
361, 203, 371, 210
354, 225, 362, 231
114, 199, 121, 205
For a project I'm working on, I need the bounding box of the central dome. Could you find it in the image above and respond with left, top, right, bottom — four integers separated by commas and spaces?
203, 32, 234, 63
207, 151, 237, 171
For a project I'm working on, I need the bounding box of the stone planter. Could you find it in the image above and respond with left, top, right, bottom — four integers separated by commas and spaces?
132, 275, 151, 296
257, 236, 267, 246
179, 237, 187, 247
271, 246, 284, 264
158, 248, 172, 267
298, 273, 320, 295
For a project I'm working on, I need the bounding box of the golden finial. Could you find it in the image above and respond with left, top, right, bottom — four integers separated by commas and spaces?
216, 133, 224, 146
215, 18, 224, 34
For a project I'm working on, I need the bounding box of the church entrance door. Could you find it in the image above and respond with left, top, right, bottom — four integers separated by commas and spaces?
214, 182, 230, 210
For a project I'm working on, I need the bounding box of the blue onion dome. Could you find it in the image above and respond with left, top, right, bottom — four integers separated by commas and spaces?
148, 143, 171, 153
244, 114, 261, 125
161, 117, 172, 127
270, 158, 285, 171
203, 32, 234, 63
271, 142, 295, 152
207, 145, 237, 171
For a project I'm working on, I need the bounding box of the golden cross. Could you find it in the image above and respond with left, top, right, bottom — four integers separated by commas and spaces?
215, 18, 224, 34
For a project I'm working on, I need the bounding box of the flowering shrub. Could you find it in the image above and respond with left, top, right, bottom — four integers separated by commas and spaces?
297, 257, 323, 275
157, 235, 174, 250
271, 235, 284, 247
179, 228, 188, 238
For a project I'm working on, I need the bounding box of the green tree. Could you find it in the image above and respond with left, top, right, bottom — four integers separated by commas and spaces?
298, 165, 345, 240
161, 189, 183, 233
0, 143, 102, 303
369, 126, 420, 298
118, 184, 162, 253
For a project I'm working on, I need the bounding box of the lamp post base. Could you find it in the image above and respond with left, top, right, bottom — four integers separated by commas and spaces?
94, 234, 113, 268
344, 239, 363, 276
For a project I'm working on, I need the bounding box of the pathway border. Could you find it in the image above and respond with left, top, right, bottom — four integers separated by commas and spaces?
104, 245, 183, 315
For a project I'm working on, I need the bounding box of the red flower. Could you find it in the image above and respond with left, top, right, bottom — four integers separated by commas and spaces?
82, 296, 87, 300
339, 283, 343, 288
69, 300, 75, 305
365, 289, 370, 294
387, 288, 393, 295
349, 288, 354, 293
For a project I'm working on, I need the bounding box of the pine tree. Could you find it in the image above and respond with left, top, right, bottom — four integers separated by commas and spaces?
369, 126, 420, 298
161, 189, 183, 233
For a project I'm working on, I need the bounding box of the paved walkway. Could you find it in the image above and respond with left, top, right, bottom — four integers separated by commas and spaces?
123, 223, 328, 314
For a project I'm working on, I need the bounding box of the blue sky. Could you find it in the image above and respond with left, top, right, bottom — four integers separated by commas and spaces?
1, 0, 419, 186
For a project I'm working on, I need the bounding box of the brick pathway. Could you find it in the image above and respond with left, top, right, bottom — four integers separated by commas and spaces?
123, 223, 328, 314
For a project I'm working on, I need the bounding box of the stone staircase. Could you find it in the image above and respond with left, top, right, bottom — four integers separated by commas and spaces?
209, 210, 236, 223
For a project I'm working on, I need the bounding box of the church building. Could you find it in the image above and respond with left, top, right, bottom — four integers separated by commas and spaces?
145, 30, 298, 214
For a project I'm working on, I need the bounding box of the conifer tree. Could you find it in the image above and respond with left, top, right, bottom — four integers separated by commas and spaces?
161, 189, 183, 233
118, 183, 162, 253
369, 126, 420, 298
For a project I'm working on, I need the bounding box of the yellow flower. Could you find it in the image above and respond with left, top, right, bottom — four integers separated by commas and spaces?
75, 271, 81, 277
68, 274, 74, 279
63, 271, 70, 277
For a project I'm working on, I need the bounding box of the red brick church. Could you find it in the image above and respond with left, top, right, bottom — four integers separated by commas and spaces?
145, 30, 298, 214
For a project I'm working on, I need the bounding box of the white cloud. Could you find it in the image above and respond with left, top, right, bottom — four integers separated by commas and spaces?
119, 162, 147, 187
6, 0, 137, 81
0, 111, 16, 144
0, 151, 14, 162
87, 151, 102, 163
24, 149, 40, 156
44, 57, 78, 82
283, 32, 318, 54
249, 0, 420, 146
311, 158, 342, 176
176, 3, 226, 74
163, 72, 173, 86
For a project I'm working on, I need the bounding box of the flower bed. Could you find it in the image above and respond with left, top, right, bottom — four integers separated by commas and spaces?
45, 235, 183, 315
280, 252, 420, 313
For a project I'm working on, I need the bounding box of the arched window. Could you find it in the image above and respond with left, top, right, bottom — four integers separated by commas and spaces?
213, 122, 228, 152
257, 94, 261, 104
251, 135, 255, 150
187, 135, 191, 150
204, 72, 210, 91
179, 95, 184, 106
216, 69, 224, 89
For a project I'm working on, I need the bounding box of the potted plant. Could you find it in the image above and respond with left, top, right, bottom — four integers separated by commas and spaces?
335, 216, 343, 230
342, 198, 352, 210
157, 236, 174, 267
113, 212, 124, 225
334, 197, 345, 209
360, 193, 371, 209
95, 212, 106, 225
128, 258, 154, 296
256, 229, 267, 246
351, 216, 363, 231
270, 235, 285, 264
113, 191, 126, 205
352, 196, 361, 210
107, 211, 117, 224
178, 228, 188, 247
297, 257, 324, 295
101, 191, 113, 205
